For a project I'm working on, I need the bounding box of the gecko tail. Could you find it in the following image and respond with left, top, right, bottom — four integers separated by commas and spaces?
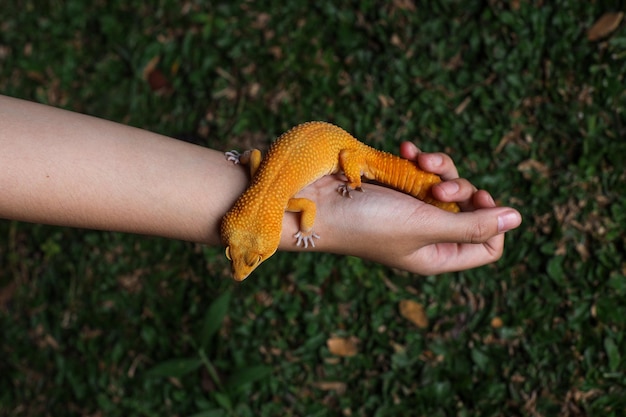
366, 150, 460, 213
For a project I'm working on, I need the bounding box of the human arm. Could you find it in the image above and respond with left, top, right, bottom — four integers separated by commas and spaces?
0, 95, 241, 245
0, 95, 521, 274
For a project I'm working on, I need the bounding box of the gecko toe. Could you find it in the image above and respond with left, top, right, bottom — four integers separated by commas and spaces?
337, 184, 353, 198
294, 231, 320, 248
225, 150, 241, 164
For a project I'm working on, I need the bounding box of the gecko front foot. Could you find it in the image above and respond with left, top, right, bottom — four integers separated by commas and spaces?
225, 150, 241, 164
294, 231, 320, 248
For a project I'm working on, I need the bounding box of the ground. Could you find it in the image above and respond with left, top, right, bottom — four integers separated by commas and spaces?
1, 1, 625, 416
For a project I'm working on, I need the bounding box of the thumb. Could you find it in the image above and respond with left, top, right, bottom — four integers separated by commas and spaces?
431, 208, 522, 244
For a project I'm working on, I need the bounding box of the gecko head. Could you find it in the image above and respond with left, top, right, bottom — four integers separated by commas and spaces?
224, 232, 279, 281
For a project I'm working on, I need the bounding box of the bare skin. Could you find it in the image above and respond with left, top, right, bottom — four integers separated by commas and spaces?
0, 95, 521, 275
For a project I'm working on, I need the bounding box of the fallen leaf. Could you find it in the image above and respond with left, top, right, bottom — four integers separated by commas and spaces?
390, 33, 403, 48
0, 281, 17, 312
142, 55, 173, 94
575, 242, 590, 262
44, 334, 60, 350
399, 300, 429, 328
587, 12, 623, 41
118, 273, 143, 293
80, 327, 103, 340
390, 341, 406, 353
517, 159, 550, 180
491, 316, 504, 329
168, 377, 183, 389
378, 94, 395, 108
444, 51, 464, 70
313, 381, 347, 394
142, 55, 160, 79
327, 336, 358, 357
146, 69, 171, 92
393, 0, 416, 13
454, 96, 471, 115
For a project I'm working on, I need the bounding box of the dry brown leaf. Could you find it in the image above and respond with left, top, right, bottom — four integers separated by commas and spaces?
254, 290, 273, 307
313, 381, 347, 394
142, 55, 160, 80
118, 273, 143, 293
454, 96, 471, 115
327, 336, 358, 357
491, 316, 504, 329
378, 94, 395, 108
575, 242, 590, 262
252, 12, 271, 29
444, 52, 464, 71
393, 0, 416, 12
142, 55, 173, 94
587, 12, 624, 41
494, 125, 524, 154
0, 281, 17, 312
517, 159, 550, 180
44, 334, 60, 350
269, 46, 282, 59
390, 33, 403, 48
80, 327, 103, 340
399, 299, 429, 328
147, 69, 171, 92
390, 341, 406, 353
168, 377, 183, 389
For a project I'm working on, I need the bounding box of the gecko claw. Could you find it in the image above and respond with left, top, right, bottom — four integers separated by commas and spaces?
225, 150, 241, 164
337, 184, 353, 198
294, 231, 320, 248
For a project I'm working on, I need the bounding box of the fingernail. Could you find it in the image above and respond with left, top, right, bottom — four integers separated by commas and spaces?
497, 210, 522, 233
430, 154, 443, 167
440, 181, 459, 196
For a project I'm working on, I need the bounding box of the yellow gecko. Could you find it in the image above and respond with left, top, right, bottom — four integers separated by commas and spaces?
221, 121, 459, 281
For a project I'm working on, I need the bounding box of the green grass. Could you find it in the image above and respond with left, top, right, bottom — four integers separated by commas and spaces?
1, 1, 625, 416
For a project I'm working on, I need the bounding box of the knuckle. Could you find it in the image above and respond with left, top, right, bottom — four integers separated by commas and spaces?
465, 221, 491, 244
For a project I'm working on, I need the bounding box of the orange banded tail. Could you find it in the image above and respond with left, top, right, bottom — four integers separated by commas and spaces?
367, 150, 460, 213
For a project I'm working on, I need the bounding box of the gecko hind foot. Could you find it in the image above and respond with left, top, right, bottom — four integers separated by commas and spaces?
294, 231, 320, 248
337, 184, 364, 198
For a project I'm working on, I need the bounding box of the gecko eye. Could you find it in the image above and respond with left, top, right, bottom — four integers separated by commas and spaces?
225, 247, 232, 261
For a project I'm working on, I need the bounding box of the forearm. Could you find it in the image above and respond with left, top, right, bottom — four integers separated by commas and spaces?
0, 95, 245, 245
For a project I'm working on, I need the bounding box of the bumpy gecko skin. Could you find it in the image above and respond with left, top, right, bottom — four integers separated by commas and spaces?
221, 121, 459, 281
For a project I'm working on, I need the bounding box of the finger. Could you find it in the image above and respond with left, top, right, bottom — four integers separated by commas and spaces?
432, 184, 498, 213
416, 152, 459, 180
472, 190, 497, 209
399, 143, 459, 180
431, 178, 477, 208
415, 234, 506, 274
399, 141, 421, 160
423, 207, 522, 245
456, 189, 496, 213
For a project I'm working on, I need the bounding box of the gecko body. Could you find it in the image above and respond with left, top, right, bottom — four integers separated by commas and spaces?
221, 121, 459, 281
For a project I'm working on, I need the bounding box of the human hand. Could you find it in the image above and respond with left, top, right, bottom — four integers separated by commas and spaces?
280, 142, 522, 275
